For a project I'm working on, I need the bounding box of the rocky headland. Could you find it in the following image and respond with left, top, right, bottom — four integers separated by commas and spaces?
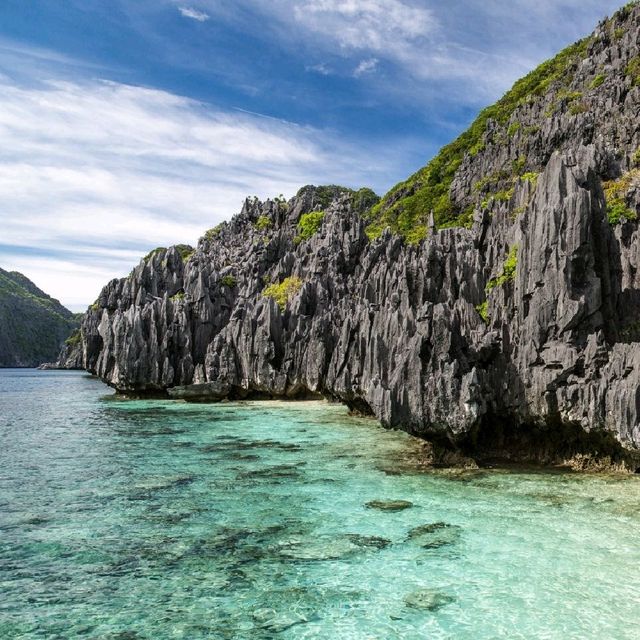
60, 4, 640, 470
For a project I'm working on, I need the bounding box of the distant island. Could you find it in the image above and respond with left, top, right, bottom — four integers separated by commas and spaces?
0, 267, 79, 367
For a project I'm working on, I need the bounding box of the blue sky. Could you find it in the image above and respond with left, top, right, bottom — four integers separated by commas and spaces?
0, 0, 625, 310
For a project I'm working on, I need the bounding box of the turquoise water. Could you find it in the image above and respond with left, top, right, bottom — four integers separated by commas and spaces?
1, 370, 640, 639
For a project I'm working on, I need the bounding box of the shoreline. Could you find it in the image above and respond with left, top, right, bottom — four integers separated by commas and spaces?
26, 368, 640, 475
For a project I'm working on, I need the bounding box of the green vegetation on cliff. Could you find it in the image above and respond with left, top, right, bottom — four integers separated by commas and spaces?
295, 211, 325, 243
476, 301, 489, 323
0, 268, 79, 367
204, 224, 224, 241
144, 245, 194, 262
486, 245, 519, 292
65, 329, 82, 347
364, 35, 594, 242
255, 216, 272, 231
604, 169, 640, 224
175, 244, 195, 261
296, 185, 380, 215
263, 277, 303, 310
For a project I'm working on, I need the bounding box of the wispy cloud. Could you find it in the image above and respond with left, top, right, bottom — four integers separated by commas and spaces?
286, 0, 526, 99
294, 0, 436, 51
211, 0, 622, 104
178, 6, 210, 22
305, 62, 332, 76
0, 37, 111, 78
0, 76, 395, 310
353, 58, 378, 78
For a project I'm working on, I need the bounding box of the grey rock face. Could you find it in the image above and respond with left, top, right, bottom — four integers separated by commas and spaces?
66, 7, 640, 465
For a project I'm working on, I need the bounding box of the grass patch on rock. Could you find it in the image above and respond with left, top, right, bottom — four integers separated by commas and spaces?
263, 277, 303, 310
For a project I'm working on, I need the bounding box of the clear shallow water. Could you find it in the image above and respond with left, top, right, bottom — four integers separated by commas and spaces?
1, 370, 640, 639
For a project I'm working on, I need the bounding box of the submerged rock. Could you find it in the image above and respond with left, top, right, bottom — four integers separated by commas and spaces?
132, 475, 195, 492
237, 464, 303, 481
277, 536, 362, 561
278, 532, 390, 560
103, 633, 145, 640
21, 515, 51, 526
365, 500, 414, 512
252, 609, 316, 634
406, 522, 462, 549
403, 588, 456, 612
345, 534, 392, 549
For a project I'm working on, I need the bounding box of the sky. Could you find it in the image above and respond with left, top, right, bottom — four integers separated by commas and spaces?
0, 0, 626, 311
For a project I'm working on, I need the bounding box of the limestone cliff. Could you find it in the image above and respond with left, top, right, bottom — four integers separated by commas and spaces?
65, 5, 640, 467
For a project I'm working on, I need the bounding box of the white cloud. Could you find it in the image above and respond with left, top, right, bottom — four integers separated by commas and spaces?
353, 57, 378, 77
306, 62, 332, 76
240, 0, 526, 100
0, 77, 394, 309
293, 0, 538, 100
291, 0, 439, 84
229, 0, 622, 103
178, 6, 210, 21
294, 0, 435, 51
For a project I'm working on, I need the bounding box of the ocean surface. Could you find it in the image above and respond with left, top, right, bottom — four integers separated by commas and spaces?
1, 369, 640, 639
